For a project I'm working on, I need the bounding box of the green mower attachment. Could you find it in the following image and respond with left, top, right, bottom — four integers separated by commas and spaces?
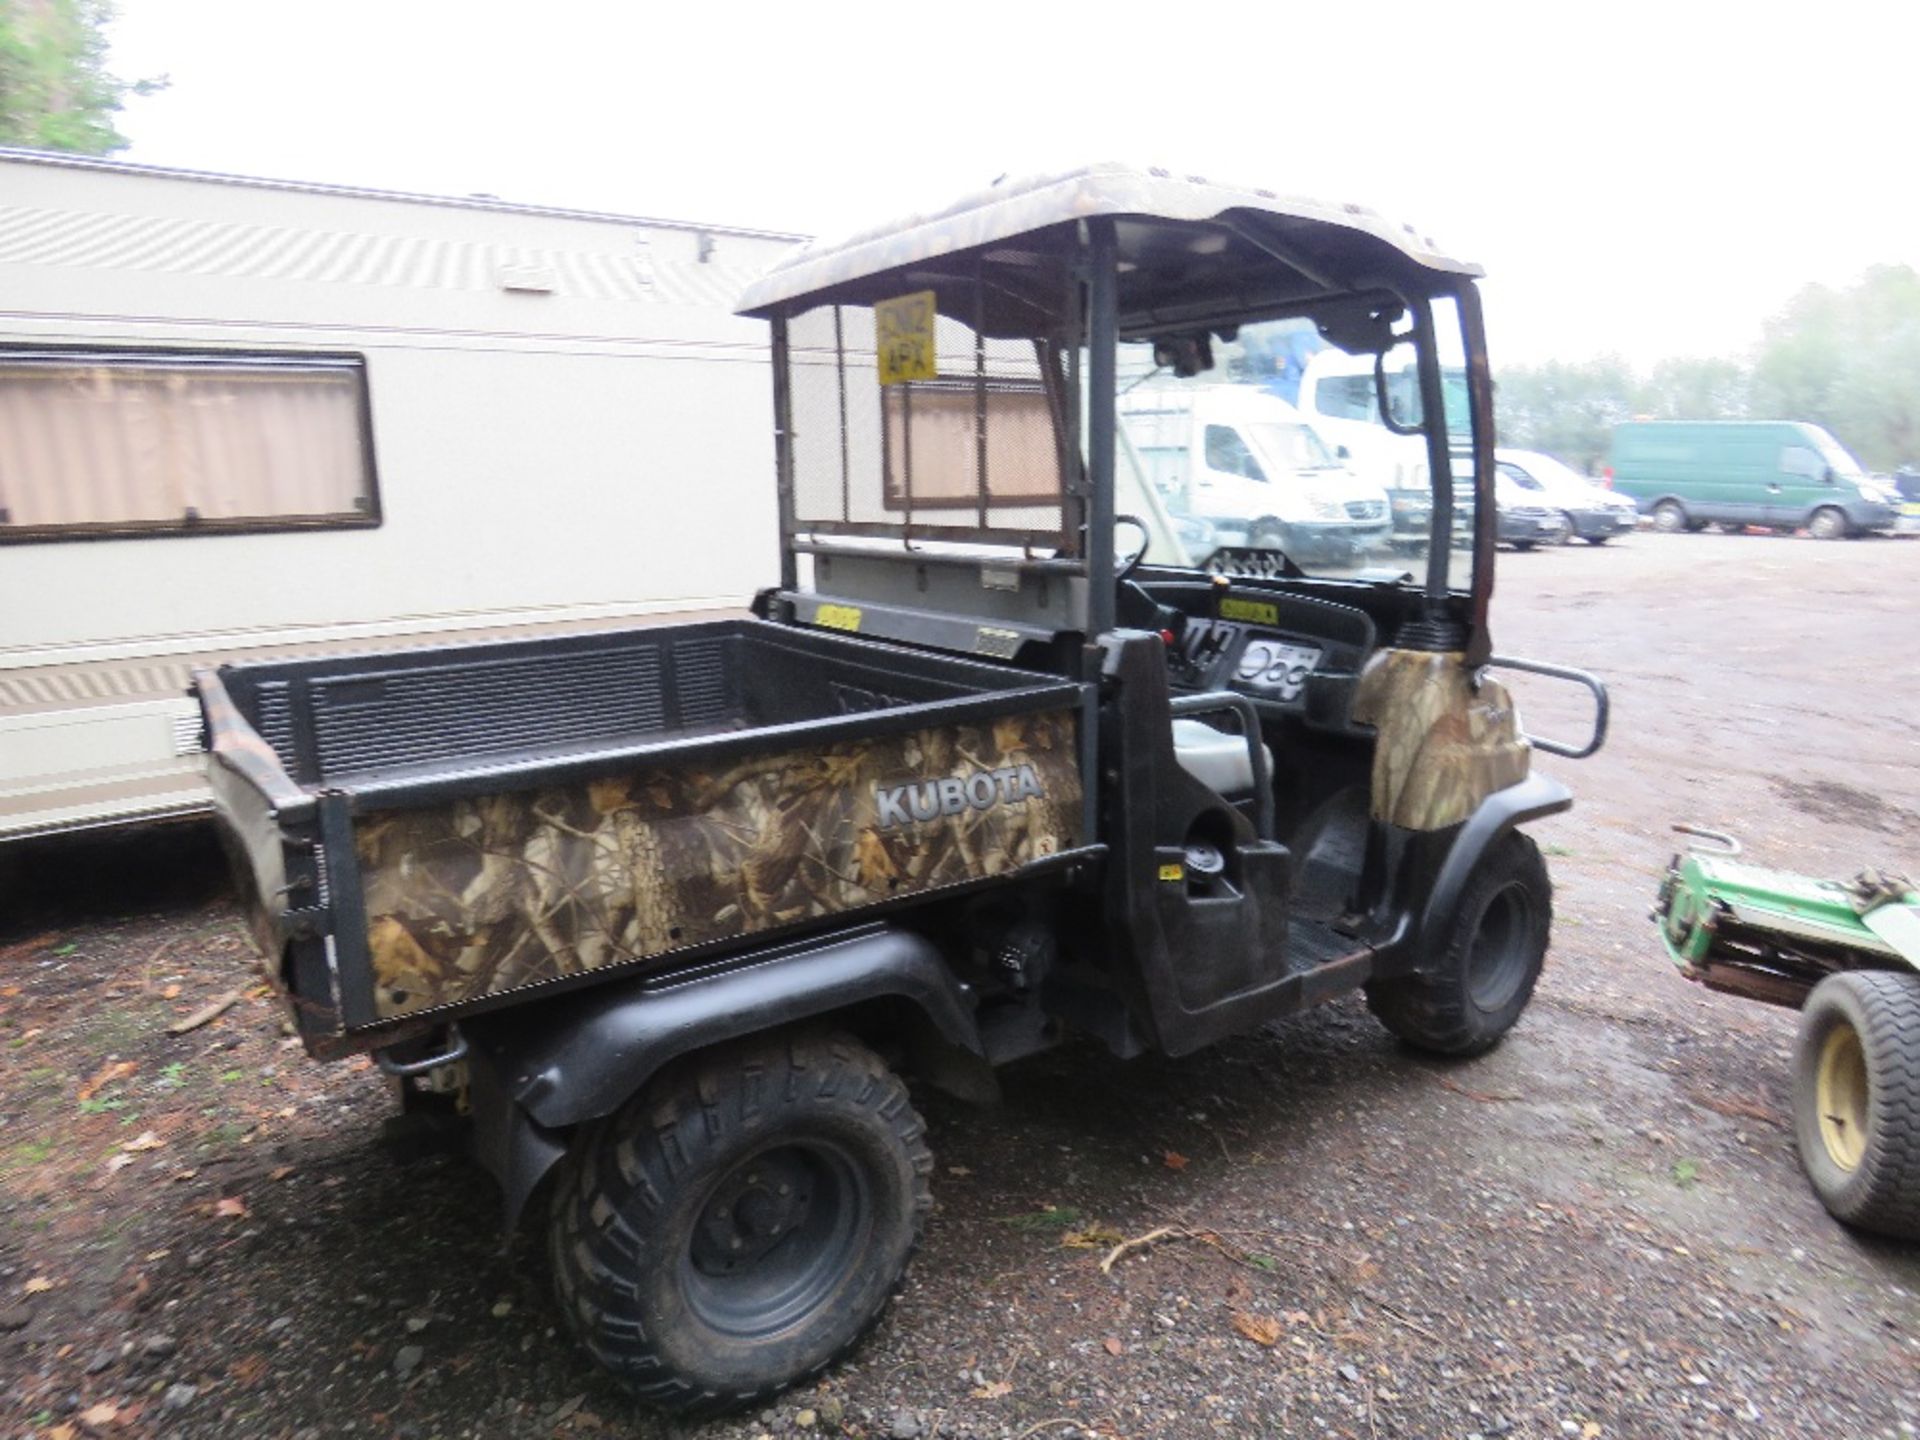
1656, 825, 1919, 1006
1655, 825, 1920, 1241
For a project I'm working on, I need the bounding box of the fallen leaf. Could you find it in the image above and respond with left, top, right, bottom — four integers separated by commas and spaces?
1162, 1150, 1190, 1171
0, 984, 19, 997
170, 1168, 198, 1183
1060, 1224, 1125, 1250
230, 1352, 269, 1386
1102, 1337, 1124, 1356
1582, 1425, 1603, 1438
1231, 1310, 1282, 1346
77, 1059, 137, 1102
48, 1424, 76, 1440
970, 1379, 1013, 1400
122, 1131, 164, 1153
269, 1165, 296, 1182
213, 1195, 248, 1219
106, 1154, 136, 1173
23, 1276, 54, 1294
144, 1250, 170, 1262
78, 1401, 119, 1427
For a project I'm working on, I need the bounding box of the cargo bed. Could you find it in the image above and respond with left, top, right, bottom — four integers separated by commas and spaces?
197, 619, 1090, 1054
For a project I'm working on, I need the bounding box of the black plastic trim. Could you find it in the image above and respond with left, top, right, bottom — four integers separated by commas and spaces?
467, 924, 984, 1130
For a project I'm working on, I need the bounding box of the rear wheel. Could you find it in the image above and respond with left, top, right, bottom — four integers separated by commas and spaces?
549, 1031, 932, 1414
1551, 512, 1577, 545
1652, 500, 1688, 533
1583, 535, 1612, 546
1808, 506, 1850, 540
1790, 972, 1920, 1240
1366, 832, 1551, 1057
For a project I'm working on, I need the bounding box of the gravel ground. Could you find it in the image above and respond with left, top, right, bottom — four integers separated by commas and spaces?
2, 531, 1918, 1439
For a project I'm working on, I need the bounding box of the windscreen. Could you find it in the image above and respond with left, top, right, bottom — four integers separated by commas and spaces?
785, 300, 1071, 551
1117, 301, 1479, 587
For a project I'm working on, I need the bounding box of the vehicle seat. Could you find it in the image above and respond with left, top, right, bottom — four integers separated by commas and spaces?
1170, 717, 1274, 798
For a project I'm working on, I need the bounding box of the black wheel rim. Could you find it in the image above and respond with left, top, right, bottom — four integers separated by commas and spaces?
681, 1139, 870, 1339
1466, 882, 1533, 1012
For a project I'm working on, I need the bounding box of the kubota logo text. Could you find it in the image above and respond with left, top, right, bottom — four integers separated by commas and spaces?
874, 764, 1045, 829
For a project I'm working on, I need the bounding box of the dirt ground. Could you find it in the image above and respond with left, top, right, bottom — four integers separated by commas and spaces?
3, 532, 1918, 1440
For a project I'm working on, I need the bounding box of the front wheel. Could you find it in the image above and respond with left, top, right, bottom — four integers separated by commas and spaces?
1791, 972, 1920, 1240
1652, 500, 1687, 533
1808, 506, 1851, 540
549, 1031, 932, 1414
1365, 832, 1552, 1057
1583, 535, 1612, 546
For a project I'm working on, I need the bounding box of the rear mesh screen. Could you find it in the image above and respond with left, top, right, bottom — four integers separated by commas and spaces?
787, 303, 1069, 547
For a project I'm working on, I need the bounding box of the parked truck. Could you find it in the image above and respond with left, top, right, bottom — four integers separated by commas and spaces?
197, 163, 1608, 1414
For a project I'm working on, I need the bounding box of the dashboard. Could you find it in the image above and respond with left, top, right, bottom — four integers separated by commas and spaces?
1233, 636, 1324, 704
1162, 586, 1378, 724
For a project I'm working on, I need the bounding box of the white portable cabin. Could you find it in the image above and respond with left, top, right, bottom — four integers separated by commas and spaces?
0, 149, 801, 842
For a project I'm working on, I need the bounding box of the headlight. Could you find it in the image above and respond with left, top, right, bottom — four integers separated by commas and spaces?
1857, 483, 1891, 503
1310, 497, 1346, 521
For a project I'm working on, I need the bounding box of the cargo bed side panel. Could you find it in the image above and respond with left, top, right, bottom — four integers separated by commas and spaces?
351, 708, 1083, 1022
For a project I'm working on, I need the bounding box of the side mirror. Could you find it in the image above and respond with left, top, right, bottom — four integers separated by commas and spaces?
1335, 444, 1351, 460
1824, 466, 1837, 485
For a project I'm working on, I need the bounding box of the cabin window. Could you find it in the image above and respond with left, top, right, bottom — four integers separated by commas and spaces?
1309, 373, 1377, 422
1204, 425, 1266, 481
0, 349, 379, 543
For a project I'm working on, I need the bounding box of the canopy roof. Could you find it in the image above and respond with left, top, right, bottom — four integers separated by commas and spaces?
737, 162, 1481, 338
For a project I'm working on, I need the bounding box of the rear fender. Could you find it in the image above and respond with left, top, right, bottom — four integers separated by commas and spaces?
1417, 771, 1572, 957
462, 925, 986, 1225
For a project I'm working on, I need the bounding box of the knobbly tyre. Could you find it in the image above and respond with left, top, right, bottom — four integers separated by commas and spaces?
195, 165, 1609, 1414
1656, 825, 1920, 1239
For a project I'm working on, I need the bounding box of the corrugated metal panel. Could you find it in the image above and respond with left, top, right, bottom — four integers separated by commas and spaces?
0, 204, 664, 303
0, 146, 804, 244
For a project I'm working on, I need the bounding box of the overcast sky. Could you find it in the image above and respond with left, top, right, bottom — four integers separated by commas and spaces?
106, 1, 1915, 367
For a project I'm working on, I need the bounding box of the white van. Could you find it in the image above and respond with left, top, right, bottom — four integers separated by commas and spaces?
0, 149, 801, 843
1116, 384, 1390, 565
1297, 346, 1473, 540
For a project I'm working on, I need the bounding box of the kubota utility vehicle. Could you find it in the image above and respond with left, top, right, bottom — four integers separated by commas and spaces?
196, 164, 1608, 1413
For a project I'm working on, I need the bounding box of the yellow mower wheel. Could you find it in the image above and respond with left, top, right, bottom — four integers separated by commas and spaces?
1791, 971, 1920, 1240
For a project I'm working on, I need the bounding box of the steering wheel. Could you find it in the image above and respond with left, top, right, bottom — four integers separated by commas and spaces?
1114, 514, 1151, 581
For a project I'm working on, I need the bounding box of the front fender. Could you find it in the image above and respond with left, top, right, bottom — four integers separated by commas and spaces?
467, 924, 982, 1132
1417, 770, 1572, 955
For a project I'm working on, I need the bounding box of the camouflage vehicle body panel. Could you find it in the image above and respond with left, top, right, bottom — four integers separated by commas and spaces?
196, 620, 1090, 1053
356, 709, 1083, 1019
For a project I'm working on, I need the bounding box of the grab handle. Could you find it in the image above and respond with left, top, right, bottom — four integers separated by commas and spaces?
1484, 656, 1609, 759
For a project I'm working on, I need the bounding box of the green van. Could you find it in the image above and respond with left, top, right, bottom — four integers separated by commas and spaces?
1610, 421, 1899, 538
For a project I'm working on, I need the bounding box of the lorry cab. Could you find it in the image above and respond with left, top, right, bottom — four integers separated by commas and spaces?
1118, 383, 1390, 565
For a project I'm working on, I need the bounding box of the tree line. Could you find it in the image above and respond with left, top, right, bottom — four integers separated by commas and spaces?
1497, 265, 1920, 476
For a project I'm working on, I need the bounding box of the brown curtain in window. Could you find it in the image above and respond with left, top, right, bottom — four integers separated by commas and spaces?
0, 360, 369, 531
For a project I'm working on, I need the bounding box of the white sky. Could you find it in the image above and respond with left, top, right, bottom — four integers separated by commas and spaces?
106, 0, 1917, 367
